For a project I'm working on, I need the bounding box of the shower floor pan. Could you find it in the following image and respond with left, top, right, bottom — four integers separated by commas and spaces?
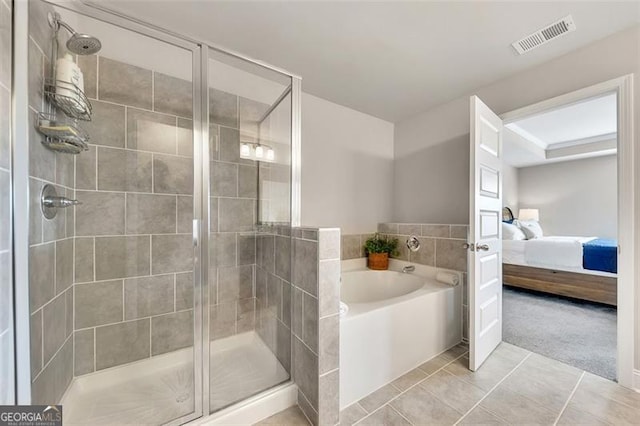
62, 331, 289, 425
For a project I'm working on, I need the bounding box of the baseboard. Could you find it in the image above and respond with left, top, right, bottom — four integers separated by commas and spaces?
195, 382, 298, 425
633, 369, 640, 393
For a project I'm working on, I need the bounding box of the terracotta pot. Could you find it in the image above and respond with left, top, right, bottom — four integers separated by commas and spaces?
368, 252, 389, 270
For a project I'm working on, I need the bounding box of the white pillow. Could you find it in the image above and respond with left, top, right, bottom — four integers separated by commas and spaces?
515, 219, 544, 239
502, 222, 526, 240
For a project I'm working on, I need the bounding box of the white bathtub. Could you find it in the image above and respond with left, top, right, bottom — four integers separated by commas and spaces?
339, 259, 462, 408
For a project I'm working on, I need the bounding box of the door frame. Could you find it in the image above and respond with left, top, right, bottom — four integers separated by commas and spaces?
500, 75, 635, 389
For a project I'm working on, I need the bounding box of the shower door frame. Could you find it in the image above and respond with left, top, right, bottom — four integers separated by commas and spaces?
14, 1, 302, 423
200, 44, 303, 418
13, 2, 204, 424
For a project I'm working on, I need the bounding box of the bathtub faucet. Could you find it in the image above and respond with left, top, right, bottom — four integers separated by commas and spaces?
402, 265, 415, 273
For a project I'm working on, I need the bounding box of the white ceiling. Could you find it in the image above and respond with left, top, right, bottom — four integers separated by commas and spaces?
506, 94, 617, 148
85, 1, 640, 122
504, 94, 617, 168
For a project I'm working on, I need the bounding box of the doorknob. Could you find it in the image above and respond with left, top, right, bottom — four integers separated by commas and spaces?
476, 243, 490, 251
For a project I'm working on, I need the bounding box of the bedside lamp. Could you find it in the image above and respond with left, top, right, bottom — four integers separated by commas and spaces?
518, 208, 539, 221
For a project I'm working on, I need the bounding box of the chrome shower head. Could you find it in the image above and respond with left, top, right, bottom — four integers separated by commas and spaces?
48, 12, 102, 55
66, 33, 102, 55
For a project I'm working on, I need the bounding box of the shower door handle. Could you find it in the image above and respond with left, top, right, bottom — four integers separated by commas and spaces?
193, 219, 200, 247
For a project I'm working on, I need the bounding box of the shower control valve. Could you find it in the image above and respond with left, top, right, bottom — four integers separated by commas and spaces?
407, 236, 421, 252
41, 184, 81, 220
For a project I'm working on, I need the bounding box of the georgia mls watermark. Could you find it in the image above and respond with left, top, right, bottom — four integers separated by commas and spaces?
0, 406, 62, 426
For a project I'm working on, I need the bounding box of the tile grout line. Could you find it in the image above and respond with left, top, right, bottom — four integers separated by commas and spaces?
74, 269, 192, 286
31, 333, 73, 383
121, 280, 124, 322
151, 71, 155, 112
40, 310, 44, 374
453, 352, 533, 425
297, 390, 315, 426
353, 349, 468, 425
553, 371, 585, 426
92, 328, 96, 373
74, 306, 195, 333
388, 403, 414, 426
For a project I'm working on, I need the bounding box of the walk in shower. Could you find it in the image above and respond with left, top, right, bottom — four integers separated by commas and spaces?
18, 1, 299, 424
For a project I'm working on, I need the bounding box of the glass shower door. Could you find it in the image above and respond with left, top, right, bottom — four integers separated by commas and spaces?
23, 1, 300, 422
206, 48, 293, 414
25, 2, 201, 424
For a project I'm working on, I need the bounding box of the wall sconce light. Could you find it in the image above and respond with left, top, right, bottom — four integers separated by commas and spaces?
255, 145, 264, 158
239, 141, 275, 162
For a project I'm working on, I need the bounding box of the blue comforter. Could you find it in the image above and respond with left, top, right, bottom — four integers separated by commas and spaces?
583, 239, 617, 273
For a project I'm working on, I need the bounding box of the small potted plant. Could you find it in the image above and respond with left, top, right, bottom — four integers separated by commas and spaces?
364, 233, 399, 270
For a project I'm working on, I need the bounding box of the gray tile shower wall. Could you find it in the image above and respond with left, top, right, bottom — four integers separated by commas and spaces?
0, 0, 10, 405
28, 0, 74, 404
255, 225, 292, 376
74, 45, 271, 378
291, 228, 340, 426
378, 222, 469, 339
28, 0, 289, 408
73, 53, 195, 376
208, 86, 268, 346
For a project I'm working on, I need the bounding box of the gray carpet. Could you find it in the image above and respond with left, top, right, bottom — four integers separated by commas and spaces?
503, 286, 617, 380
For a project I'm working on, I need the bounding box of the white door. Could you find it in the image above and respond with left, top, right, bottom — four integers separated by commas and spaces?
468, 96, 503, 371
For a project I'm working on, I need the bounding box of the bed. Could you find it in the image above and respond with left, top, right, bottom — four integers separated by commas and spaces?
501, 208, 617, 306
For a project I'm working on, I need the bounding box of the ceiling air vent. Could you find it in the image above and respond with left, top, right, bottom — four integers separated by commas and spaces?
512, 15, 576, 55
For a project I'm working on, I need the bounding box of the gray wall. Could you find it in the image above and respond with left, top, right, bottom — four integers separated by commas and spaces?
301, 93, 395, 234
0, 0, 12, 405
392, 25, 640, 372
518, 155, 617, 239
393, 100, 470, 224
393, 26, 639, 225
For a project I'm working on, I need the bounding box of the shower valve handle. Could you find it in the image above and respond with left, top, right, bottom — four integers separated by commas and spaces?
42, 195, 81, 208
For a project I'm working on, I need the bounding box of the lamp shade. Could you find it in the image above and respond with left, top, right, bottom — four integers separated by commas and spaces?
518, 208, 539, 221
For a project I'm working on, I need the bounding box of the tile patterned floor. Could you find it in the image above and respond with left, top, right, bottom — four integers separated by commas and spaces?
262, 342, 640, 425
340, 342, 640, 426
